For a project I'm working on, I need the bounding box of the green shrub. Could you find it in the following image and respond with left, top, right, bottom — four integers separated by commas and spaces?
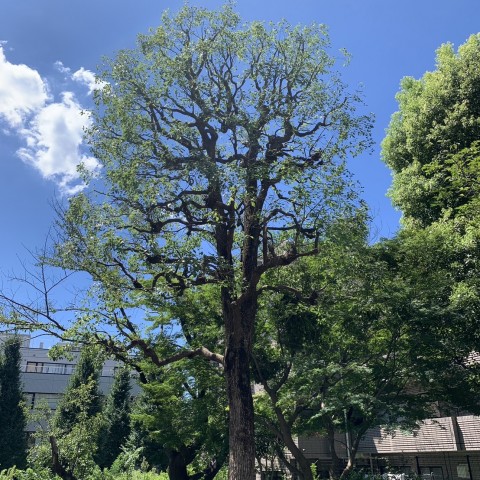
0, 466, 60, 480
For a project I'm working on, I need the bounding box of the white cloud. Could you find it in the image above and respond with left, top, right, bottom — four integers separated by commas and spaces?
17, 92, 100, 195
72, 67, 107, 95
0, 48, 101, 195
0, 47, 49, 127
55, 61, 107, 95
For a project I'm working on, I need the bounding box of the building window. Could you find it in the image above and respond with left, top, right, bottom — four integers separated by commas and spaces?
25, 362, 74, 374
457, 464, 470, 479
34, 393, 62, 410
26, 362, 42, 373
24, 392, 35, 409
24, 392, 63, 410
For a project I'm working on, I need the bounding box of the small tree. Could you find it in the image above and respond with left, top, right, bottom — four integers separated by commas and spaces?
54, 347, 102, 433
0, 336, 28, 470
96, 367, 132, 469
253, 218, 437, 480
28, 347, 105, 480
132, 358, 228, 480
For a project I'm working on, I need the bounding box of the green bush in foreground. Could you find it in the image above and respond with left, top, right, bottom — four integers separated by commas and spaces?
0, 466, 170, 480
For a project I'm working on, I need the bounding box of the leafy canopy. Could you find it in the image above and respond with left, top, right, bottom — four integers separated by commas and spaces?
383, 33, 480, 226
56, 3, 372, 319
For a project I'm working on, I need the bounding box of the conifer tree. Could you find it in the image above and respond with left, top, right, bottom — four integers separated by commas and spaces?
0, 336, 27, 469
96, 367, 131, 469
54, 347, 102, 433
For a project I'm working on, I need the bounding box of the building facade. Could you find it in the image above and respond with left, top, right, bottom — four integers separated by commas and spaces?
284, 416, 480, 479
0, 335, 131, 432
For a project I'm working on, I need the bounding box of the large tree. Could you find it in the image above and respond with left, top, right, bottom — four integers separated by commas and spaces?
253, 218, 434, 480
382, 33, 480, 227
0, 336, 27, 470
382, 33, 480, 411
1, 5, 371, 478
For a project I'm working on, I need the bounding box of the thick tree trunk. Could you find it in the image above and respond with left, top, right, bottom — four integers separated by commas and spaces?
168, 450, 190, 480
224, 299, 256, 480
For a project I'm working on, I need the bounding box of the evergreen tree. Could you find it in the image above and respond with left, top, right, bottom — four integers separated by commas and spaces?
53, 347, 102, 433
0, 336, 27, 469
96, 367, 132, 469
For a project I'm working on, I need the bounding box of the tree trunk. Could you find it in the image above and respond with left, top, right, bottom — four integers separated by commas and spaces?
168, 450, 190, 480
49, 436, 77, 480
273, 411, 313, 480
339, 430, 364, 480
326, 422, 344, 480
224, 298, 256, 480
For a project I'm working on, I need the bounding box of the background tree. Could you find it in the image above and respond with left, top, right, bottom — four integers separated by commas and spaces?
382, 33, 480, 226
133, 358, 228, 480
382, 33, 480, 409
1, 5, 372, 479
253, 218, 435, 480
0, 336, 27, 470
53, 347, 102, 433
96, 367, 132, 469
130, 286, 228, 480
29, 347, 105, 480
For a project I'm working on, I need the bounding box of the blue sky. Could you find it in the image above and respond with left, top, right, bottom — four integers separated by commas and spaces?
0, 0, 479, 278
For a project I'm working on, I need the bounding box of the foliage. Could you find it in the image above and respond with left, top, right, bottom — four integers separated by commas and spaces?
132, 353, 228, 479
0, 466, 61, 480
53, 347, 102, 433
0, 466, 170, 480
383, 33, 480, 226
382, 33, 480, 413
253, 216, 435, 479
0, 5, 371, 478
28, 349, 104, 480
0, 337, 28, 470
96, 367, 132, 469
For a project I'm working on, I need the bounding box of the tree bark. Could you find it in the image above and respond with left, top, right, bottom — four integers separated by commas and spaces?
339, 429, 365, 480
271, 404, 313, 480
168, 450, 191, 480
325, 422, 344, 480
224, 298, 256, 480
49, 436, 77, 480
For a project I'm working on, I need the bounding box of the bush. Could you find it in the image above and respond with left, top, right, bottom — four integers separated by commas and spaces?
0, 467, 170, 480
0, 467, 60, 480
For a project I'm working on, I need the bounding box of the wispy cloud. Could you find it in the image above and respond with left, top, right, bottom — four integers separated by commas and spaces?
55, 61, 107, 95
0, 48, 100, 195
